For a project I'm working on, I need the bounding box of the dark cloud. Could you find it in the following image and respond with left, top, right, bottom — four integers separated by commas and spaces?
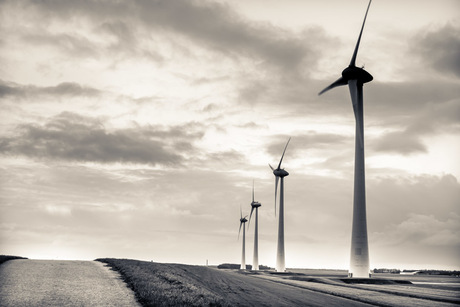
368, 174, 460, 227
368, 174, 460, 266
372, 130, 427, 155
372, 98, 460, 155
367, 81, 460, 119
415, 23, 460, 78
0, 80, 101, 99
2, 0, 322, 71
99, 20, 136, 47
131, 0, 319, 70
0, 112, 203, 165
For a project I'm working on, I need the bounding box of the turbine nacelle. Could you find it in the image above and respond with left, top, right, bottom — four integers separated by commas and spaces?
269, 137, 291, 216
273, 169, 289, 178
251, 201, 261, 208
238, 206, 248, 239
342, 66, 373, 84
238, 216, 248, 239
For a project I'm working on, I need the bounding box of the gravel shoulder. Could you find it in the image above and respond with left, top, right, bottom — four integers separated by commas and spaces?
0, 259, 140, 307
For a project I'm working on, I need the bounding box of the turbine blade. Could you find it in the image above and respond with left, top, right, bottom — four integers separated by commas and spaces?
238, 221, 243, 239
350, 0, 372, 67
275, 176, 279, 217
269, 163, 274, 171
249, 206, 255, 226
240, 205, 242, 219
348, 80, 364, 148
318, 77, 347, 95
277, 137, 291, 169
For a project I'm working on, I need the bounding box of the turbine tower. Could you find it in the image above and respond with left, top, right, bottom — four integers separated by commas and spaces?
269, 137, 291, 272
238, 208, 248, 270
318, 0, 373, 278
249, 180, 261, 271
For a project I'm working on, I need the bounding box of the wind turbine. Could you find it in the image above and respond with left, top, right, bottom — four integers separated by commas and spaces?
269, 137, 291, 272
318, 0, 373, 278
248, 180, 261, 271
238, 208, 248, 270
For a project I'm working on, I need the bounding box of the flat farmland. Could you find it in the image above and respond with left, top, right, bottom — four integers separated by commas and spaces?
98, 259, 460, 307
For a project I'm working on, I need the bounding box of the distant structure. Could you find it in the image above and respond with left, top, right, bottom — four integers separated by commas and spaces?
269, 137, 291, 272
248, 180, 262, 271
319, 0, 373, 278
238, 208, 248, 270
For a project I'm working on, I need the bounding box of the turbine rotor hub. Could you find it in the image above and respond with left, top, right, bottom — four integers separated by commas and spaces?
342, 66, 373, 84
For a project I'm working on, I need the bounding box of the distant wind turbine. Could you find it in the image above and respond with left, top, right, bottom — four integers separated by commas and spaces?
269, 137, 291, 272
238, 208, 248, 270
318, 0, 373, 278
248, 180, 261, 271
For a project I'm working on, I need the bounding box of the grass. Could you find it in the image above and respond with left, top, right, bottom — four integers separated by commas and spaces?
0, 255, 27, 266
95, 258, 229, 307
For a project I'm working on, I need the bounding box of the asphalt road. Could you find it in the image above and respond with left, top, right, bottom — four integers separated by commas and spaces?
0, 259, 140, 307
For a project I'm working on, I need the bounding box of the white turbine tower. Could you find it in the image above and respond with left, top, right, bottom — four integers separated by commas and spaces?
238, 208, 248, 270
319, 0, 373, 278
248, 181, 261, 271
269, 137, 291, 272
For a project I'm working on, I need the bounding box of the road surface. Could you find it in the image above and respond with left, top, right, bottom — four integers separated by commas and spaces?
0, 259, 140, 307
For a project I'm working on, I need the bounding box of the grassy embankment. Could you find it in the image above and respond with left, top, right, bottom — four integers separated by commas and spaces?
96, 258, 229, 307
0, 255, 28, 266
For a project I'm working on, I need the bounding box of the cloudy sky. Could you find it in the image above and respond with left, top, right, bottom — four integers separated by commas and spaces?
1, 0, 459, 270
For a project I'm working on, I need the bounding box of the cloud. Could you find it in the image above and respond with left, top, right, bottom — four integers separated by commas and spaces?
22, 32, 98, 58
404, 214, 460, 246
372, 130, 427, 155
0, 112, 203, 165
375, 213, 460, 248
1, 0, 324, 72
415, 23, 460, 78
368, 174, 460, 229
265, 132, 350, 161
371, 213, 460, 269
371, 98, 460, 155
0, 80, 101, 99
367, 81, 460, 119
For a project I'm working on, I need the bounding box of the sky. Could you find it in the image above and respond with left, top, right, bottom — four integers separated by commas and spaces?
1, 0, 459, 271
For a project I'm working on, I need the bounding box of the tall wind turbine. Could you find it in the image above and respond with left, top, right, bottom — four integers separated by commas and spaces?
238, 208, 248, 270
249, 181, 261, 271
269, 137, 291, 272
318, 0, 373, 278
